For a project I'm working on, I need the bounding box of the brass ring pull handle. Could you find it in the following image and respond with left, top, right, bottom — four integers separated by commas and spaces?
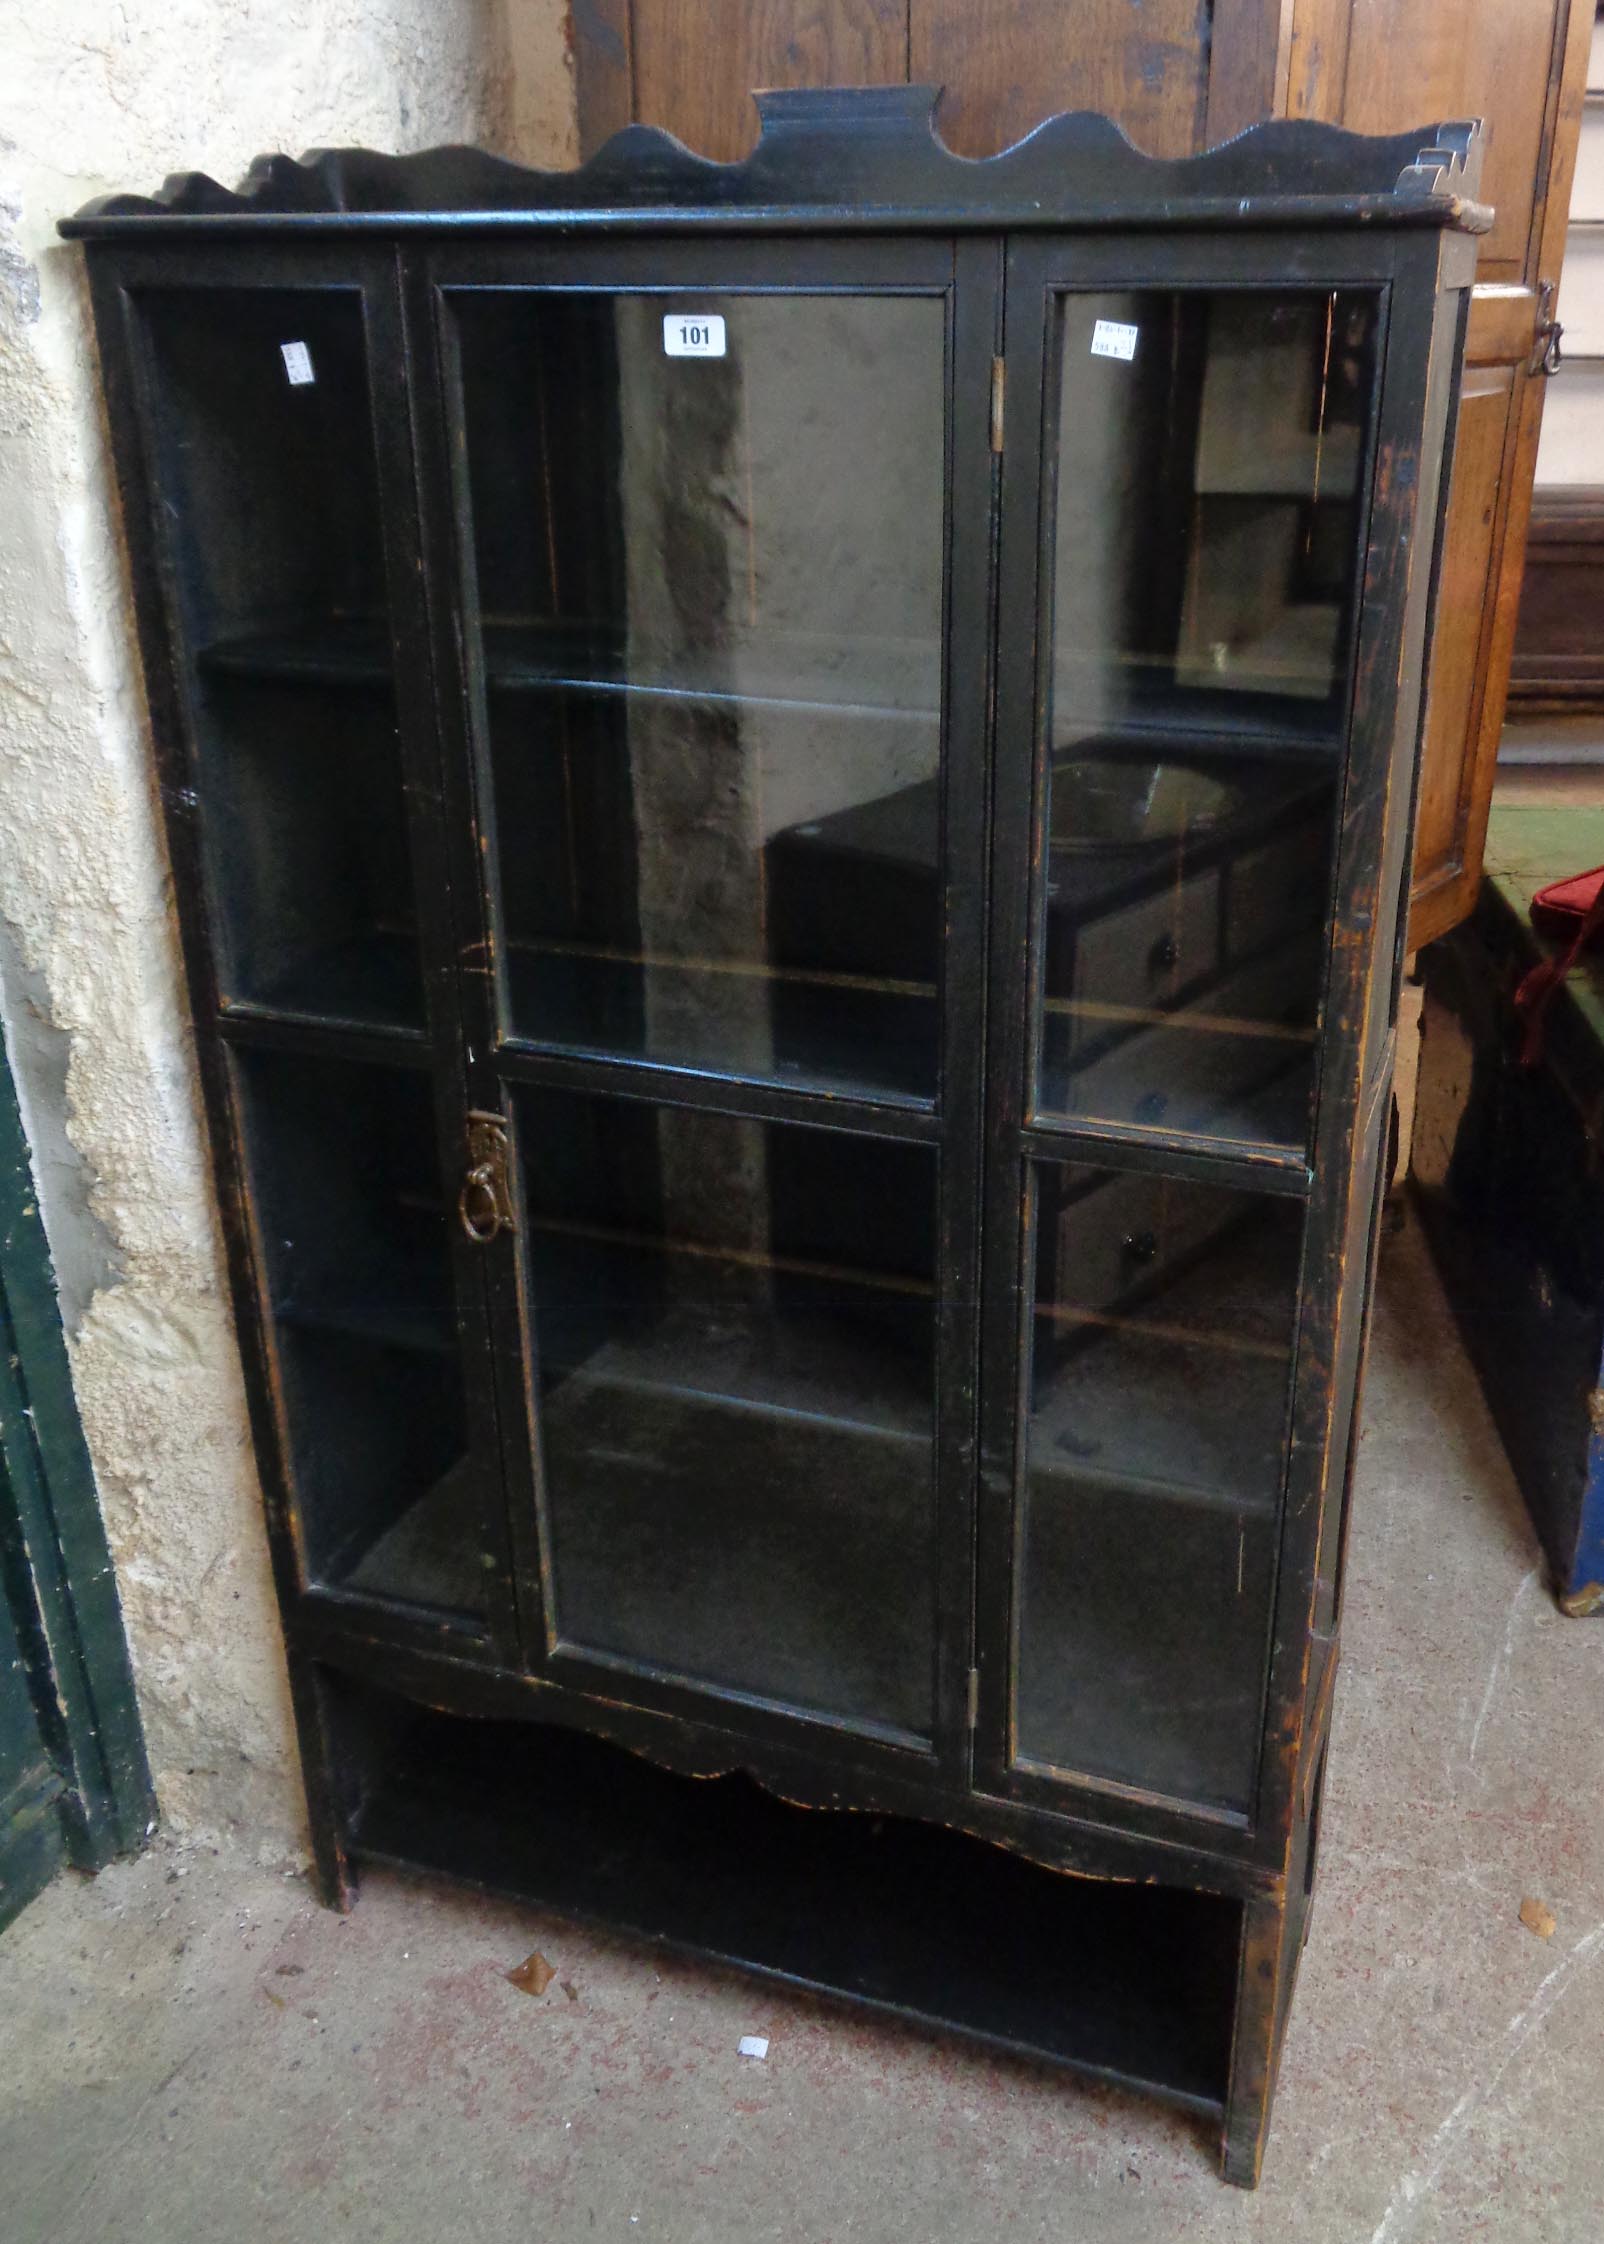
459, 1162, 503, 1243
458, 1111, 513, 1244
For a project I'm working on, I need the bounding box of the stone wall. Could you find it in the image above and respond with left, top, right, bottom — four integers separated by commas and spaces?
0, 0, 576, 1855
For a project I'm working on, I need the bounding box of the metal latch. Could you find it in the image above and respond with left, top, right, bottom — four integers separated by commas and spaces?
1531, 278, 1563, 377
459, 1110, 514, 1243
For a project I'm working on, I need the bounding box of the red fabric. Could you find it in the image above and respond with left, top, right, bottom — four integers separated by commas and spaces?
1530, 863, 1604, 938
1515, 865, 1604, 1067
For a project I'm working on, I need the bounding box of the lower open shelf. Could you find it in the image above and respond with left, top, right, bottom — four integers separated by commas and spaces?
331, 1677, 1242, 2118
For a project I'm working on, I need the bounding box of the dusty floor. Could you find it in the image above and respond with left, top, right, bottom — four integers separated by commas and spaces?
2, 1204, 1602, 2243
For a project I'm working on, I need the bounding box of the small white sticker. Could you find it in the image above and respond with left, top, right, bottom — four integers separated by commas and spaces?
280, 340, 315, 386
663, 312, 727, 359
737, 2034, 769, 2061
1090, 319, 1139, 363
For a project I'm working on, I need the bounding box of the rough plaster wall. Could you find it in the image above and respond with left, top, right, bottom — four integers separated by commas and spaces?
0, 1, 576, 1855
504, 0, 581, 165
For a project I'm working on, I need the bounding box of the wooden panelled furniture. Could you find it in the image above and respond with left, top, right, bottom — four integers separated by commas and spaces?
572, 0, 1595, 946
63, 97, 1480, 2183
1508, 486, 1604, 709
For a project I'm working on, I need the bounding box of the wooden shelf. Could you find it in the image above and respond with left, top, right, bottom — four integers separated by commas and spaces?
502, 944, 938, 1104
341, 1455, 486, 1616
219, 933, 425, 1042
342, 1686, 1241, 2118
533, 1230, 932, 1445
199, 620, 393, 687
198, 616, 942, 723
275, 1246, 456, 1359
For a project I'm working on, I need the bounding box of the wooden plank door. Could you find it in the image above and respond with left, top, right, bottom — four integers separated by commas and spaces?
1285, 0, 1595, 947
571, 2, 1284, 167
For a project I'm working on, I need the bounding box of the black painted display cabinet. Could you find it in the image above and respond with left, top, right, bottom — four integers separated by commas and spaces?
64, 92, 1483, 2182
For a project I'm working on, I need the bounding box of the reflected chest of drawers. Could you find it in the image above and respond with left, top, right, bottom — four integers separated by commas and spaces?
65, 92, 1482, 2183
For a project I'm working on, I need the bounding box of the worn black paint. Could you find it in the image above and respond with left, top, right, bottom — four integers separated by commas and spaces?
64, 95, 1480, 2184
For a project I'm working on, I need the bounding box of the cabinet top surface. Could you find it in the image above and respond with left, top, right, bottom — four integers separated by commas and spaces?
60, 87, 1489, 241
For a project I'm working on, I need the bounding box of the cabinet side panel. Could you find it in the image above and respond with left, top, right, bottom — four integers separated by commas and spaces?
80, 249, 351, 1899
1274, 239, 1465, 1789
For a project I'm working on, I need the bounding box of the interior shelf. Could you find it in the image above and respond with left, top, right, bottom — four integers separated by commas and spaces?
341, 1455, 486, 1615
1013, 1464, 1277, 1812
502, 944, 937, 1103
521, 1114, 940, 1735
1038, 1022, 1317, 1149
198, 617, 392, 687
197, 613, 1357, 753
198, 616, 942, 722
223, 931, 426, 1039
533, 1227, 932, 1444
334, 1679, 1241, 2118
1052, 664, 1346, 751
276, 1241, 457, 1358
1030, 1311, 1291, 1504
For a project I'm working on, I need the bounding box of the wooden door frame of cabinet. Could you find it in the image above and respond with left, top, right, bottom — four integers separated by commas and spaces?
1406, 0, 1595, 950
79, 240, 528, 1901
400, 225, 995, 1793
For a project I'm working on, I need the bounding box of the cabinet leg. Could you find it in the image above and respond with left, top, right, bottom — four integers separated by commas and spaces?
1218, 1894, 1292, 2187
286, 1657, 357, 1913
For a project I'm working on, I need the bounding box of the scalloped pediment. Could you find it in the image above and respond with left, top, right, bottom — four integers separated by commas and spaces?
62, 87, 1487, 235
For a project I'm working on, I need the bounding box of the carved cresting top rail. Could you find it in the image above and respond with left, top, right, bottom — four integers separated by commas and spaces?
61, 87, 1489, 238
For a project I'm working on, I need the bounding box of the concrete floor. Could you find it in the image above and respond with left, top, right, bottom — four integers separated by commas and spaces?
3, 1205, 1602, 2243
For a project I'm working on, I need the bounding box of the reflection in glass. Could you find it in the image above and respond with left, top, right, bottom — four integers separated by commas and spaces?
1014, 1162, 1303, 1811
1037, 291, 1378, 1147
140, 289, 422, 1033
519, 1089, 937, 1736
234, 1049, 482, 1618
453, 291, 947, 1099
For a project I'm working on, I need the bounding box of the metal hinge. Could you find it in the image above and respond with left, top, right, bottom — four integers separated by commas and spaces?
990, 356, 1005, 454
459, 1109, 514, 1243
966, 1666, 980, 1730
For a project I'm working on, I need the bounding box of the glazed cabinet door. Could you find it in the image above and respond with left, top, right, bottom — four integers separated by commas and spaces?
977, 238, 1393, 1840
93, 246, 517, 1658
415, 239, 994, 1775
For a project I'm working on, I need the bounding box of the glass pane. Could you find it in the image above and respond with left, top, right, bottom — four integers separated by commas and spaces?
453, 291, 946, 1100
1037, 290, 1379, 1148
140, 289, 422, 1034
234, 1049, 485, 1620
518, 1088, 937, 1736
1015, 1161, 1303, 1812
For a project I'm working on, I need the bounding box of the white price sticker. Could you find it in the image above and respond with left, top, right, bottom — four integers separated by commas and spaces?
663, 313, 726, 359
280, 340, 315, 386
1090, 319, 1139, 363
